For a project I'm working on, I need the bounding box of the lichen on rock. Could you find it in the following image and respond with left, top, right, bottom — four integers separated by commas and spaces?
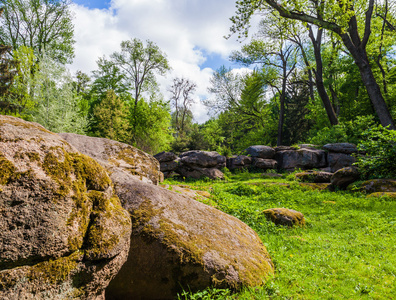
0, 115, 131, 299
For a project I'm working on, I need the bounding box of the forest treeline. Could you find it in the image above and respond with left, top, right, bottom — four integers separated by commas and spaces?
0, 0, 396, 155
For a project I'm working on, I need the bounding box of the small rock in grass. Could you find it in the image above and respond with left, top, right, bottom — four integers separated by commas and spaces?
262, 208, 305, 227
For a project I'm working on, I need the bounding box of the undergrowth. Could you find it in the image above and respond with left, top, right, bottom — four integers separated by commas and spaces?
164, 173, 396, 299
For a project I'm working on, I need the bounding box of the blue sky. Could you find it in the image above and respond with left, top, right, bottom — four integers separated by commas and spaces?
73, 0, 110, 10
69, 0, 255, 122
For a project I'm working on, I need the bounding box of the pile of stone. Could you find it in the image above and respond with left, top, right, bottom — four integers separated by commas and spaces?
154, 151, 179, 178
155, 150, 226, 180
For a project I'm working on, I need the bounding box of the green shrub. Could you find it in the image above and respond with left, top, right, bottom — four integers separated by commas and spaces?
355, 125, 396, 179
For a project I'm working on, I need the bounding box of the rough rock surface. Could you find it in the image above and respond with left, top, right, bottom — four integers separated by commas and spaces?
177, 165, 225, 180
253, 158, 278, 170
328, 152, 356, 172
275, 149, 327, 170
227, 155, 252, 171
160, 160, 179, 172
59, 133, 161, 185
0, 116, 131, 299
106, 177, 274, 299
354, 179, 396, 194
262, 208, 305, 227
154, 151, 178, 163
330, 167, 360, 189
246, 145, 275, 159
295, 171, 333, 183
179, 150, 226, 169
323, 143, 357, 154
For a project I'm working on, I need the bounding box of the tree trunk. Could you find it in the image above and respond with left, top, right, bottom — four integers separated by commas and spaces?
341, 33, 395, 129
309, 27, 339, 126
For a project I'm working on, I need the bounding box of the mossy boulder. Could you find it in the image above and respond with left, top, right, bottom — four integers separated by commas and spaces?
0, 116, 131, 299
262, 208, 305, 227
330, 166, 360, 190
295, 171, 333, 183
366, 192, 396, 199
106, 174, 274, 299
58, 133, 161, 185
351, 179, 396, 194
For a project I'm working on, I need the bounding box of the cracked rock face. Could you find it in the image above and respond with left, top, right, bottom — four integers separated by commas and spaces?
0, 116, 131, 299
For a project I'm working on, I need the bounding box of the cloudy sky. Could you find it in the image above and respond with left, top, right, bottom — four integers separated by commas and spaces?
69, 0, 257, 123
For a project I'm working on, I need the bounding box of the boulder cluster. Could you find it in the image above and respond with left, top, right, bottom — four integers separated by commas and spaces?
155, 143, 358, 180
0, 116, 274, 300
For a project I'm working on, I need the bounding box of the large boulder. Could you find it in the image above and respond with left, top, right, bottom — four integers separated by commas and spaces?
330, 166, 360, 190
328, 152, 356, 172
246, 145, 275, 159
275, 149, 327, 170
295, 171, 333, 183
252, 158, 278, 170
353, 179, 396, 194
177, 165, 225, 180
179, 150, 226, 169
323, 143, 357, 154
227, 155, 252, 171
0, 116, 131, 299
106, 177, 274, 299
160, 160, 179, 172
59, 133, 161, 185
154, 151, 178, 163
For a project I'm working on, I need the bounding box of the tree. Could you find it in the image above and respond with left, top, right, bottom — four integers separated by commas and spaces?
230, 0, 395, 129
232, 38, 297, 146
92, 89, 130, 142
0, 0, 75, 64
168, 77, 197, 135
30, 52, 88, 133
110, 38, 170, 132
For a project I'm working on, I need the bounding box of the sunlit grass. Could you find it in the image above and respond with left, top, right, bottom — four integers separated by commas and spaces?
164, 173, 396, 299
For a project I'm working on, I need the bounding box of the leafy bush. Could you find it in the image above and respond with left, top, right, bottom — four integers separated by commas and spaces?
307, 115, 375, 146
354, 125, 396, 179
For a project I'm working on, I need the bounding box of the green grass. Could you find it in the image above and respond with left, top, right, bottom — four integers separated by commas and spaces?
163, 173, 396, 299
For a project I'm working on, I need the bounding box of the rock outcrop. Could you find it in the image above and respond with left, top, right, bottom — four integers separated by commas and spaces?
246, 145, 275, 159
226, 155, 252, 171
106, 177, 274, 299
275, 148, 327, 170
59, 133, 162, 185
0, 116, 131, 299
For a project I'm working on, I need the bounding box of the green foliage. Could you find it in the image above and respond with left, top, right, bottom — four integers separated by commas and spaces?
0, 0, 75, 64
165, 173, 396, 299
308, 115, 376, 145
355, 124, 396, 179
92, 89, 130, 142
132, 97, 173, 154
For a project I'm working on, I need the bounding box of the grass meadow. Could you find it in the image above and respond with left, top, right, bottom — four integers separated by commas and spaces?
163, 171, 396, 299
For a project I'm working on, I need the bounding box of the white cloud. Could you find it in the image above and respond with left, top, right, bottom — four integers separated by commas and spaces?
69, 0, 257, 123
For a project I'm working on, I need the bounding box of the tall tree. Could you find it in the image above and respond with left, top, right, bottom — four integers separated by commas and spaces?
0, 0, 75, 64
169, 77, 197, 134
232, 39, 297, 145
230, 0, 395, 129
110, 38, 170, 136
